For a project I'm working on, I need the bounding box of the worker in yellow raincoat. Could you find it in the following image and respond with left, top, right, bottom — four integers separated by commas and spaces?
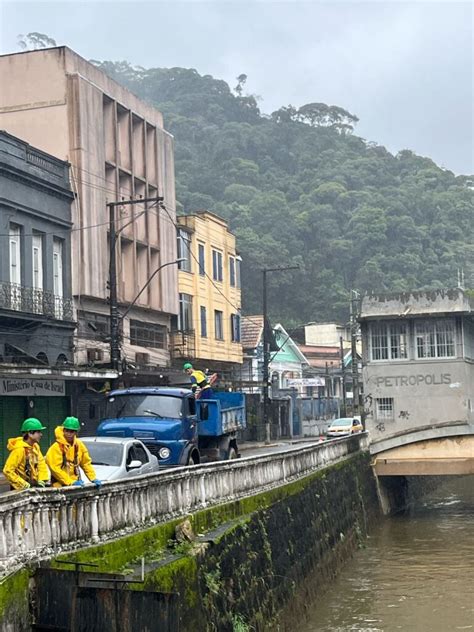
45, 416, 101, 488
3, 418, 50, 490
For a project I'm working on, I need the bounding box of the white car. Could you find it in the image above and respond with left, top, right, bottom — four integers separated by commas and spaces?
326, 417, 363, 439
81, 437, 159, 481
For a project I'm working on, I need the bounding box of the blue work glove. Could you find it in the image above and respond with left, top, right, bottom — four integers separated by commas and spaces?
92, 479, 102, 487
72, 480, 84, 487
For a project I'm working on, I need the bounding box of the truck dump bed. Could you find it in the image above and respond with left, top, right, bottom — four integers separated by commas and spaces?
197, 392, 246, 436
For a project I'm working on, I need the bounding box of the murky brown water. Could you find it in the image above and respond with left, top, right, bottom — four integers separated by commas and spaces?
300, 477, 474, 632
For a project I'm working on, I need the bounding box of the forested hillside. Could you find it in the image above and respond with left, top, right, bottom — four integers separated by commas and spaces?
95, 61, 474, 323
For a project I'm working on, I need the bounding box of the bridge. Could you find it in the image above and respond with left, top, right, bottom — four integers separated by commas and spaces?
370, 430, 474, 476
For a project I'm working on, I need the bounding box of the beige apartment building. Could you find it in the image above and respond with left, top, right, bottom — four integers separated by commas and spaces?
0, 47, 178, 372
172, 211, 243, 374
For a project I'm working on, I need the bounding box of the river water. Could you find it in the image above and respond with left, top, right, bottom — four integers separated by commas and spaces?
300, 477, 474, 632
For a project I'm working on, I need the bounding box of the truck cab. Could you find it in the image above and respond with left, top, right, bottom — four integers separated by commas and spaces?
97, 387, 246, 467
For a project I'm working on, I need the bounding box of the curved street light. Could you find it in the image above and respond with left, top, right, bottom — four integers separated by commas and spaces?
110, 258, 185, 371
119, 258, 185, 322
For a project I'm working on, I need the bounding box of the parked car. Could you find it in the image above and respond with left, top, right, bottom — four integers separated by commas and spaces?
81, 437, 159, 481
326, 417, 363, 438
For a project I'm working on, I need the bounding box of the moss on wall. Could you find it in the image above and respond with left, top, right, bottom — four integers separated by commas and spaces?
0, 569, 31, 632
1, 452, 379, 631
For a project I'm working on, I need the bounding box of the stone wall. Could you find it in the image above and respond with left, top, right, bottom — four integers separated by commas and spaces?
0, 434, 368, 575
54, 454, 377, 630
0, 437, 378, 630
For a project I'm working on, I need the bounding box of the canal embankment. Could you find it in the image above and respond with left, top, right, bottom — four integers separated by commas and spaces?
0, 435, 380, 631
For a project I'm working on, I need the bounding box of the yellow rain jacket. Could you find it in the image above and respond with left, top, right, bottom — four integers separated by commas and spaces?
189, 370, 211, 392
3, 437, 49, 490
45, 426, 96, 487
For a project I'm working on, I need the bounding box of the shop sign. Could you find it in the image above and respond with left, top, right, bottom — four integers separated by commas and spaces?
0, 378, 65, 397
287, 377, 326, 387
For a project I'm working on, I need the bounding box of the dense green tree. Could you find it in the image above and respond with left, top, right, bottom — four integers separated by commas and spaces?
94, 60, 474, 323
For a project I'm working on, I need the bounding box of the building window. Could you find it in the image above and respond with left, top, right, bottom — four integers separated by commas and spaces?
415, 319, 455, 359
78, 311, 111, 340
32, 234, 43, 291
130, 320, 166, 349
53, 239, 63, 297
198, 244, 205, 276
231, 313, 241, 342
212, 249, 223, 282
370, 322, 408, 361
178, 293, 193, 331
375, 398, 394, 422
200, 306, 207, 338
214, 310, 224, 340
177, 229, 191, 272
53, 238, 64, 318
9, 225, 21, 285
236, 256, 242, 288
229, 256, 236, 287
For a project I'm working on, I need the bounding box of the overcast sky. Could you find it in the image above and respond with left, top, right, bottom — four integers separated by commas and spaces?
0, 0, 472, 174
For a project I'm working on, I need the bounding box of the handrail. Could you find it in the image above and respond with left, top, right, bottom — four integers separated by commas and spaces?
0, 434, 368, 576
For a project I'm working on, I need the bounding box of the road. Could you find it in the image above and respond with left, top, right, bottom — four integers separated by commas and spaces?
239, 439, 325, 459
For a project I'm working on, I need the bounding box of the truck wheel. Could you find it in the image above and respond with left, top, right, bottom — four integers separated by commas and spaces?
187, 453, 198, 466
227, 446, 238, 460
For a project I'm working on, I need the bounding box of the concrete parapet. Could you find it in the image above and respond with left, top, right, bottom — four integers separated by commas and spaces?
0, 434, 368, 575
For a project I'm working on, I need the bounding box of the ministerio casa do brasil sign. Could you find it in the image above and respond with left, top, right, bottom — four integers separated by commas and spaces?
0, 378, 65, 397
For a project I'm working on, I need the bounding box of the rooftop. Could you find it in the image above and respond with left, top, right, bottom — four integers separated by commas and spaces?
360, 288, 473, 320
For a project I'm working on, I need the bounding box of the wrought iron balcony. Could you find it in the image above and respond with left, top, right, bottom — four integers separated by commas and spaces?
0, 282, 74, 321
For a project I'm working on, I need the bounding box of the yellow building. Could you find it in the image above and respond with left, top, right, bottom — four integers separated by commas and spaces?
171, 211, 243, 372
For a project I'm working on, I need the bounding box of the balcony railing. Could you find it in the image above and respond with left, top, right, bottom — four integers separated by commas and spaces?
0, 282, 73, 321
170, 329, 196, 361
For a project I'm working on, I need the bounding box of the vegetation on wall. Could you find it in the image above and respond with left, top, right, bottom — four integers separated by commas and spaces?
94, 60, 474, 323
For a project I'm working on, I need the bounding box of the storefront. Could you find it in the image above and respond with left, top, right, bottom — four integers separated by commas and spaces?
0, 369, 124, 466
0, 377, 69, 466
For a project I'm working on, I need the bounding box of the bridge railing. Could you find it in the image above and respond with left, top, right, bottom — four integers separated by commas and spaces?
0, 434, 368, 574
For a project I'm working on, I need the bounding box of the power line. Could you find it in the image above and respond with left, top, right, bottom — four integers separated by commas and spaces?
158, 202, 250, 322
0, 206, 145, 237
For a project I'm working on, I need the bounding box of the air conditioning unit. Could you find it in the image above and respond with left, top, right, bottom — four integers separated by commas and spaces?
87, 348, 104, 363
135, 352, 150, 366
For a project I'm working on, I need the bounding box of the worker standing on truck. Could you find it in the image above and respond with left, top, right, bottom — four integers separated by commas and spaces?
3, 418, 50, 490
46, 416, 101, 488
183, 362, 215, 399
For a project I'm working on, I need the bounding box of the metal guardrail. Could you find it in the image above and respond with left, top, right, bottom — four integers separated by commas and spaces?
0, 434, 368, 575
0, 282, 73, 321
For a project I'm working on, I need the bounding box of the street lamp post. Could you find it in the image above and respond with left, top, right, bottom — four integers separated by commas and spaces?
339, 335, 347, 417
109, 255, 184, 372
108, 196, 163, 372
119, 258, 185, 323
262, 265, 299, 444
350, 290, 360, 416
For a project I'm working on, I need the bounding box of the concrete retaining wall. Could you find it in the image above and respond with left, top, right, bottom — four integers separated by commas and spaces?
0, 434, 368, 576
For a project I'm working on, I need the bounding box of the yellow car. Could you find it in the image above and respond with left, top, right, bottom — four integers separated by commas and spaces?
326, 417, 363, 438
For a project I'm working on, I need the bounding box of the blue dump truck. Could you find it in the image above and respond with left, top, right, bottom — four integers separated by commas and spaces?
97, 387, 246, 467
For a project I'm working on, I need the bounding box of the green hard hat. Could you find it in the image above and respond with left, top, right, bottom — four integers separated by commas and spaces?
183, 362, 193, 370
63, 416, 80, 431
21, 418, 46, 432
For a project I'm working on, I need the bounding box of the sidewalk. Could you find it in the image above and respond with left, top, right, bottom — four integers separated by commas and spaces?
239, 436, 325, 451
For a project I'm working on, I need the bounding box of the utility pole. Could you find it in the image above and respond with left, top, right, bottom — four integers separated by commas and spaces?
339, 335, 347, 417
262, 269, 269, 443
108, 196, 163, 372
262, 265, 299, 444
325, 361, 330, 420
350, 290, 360, 417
